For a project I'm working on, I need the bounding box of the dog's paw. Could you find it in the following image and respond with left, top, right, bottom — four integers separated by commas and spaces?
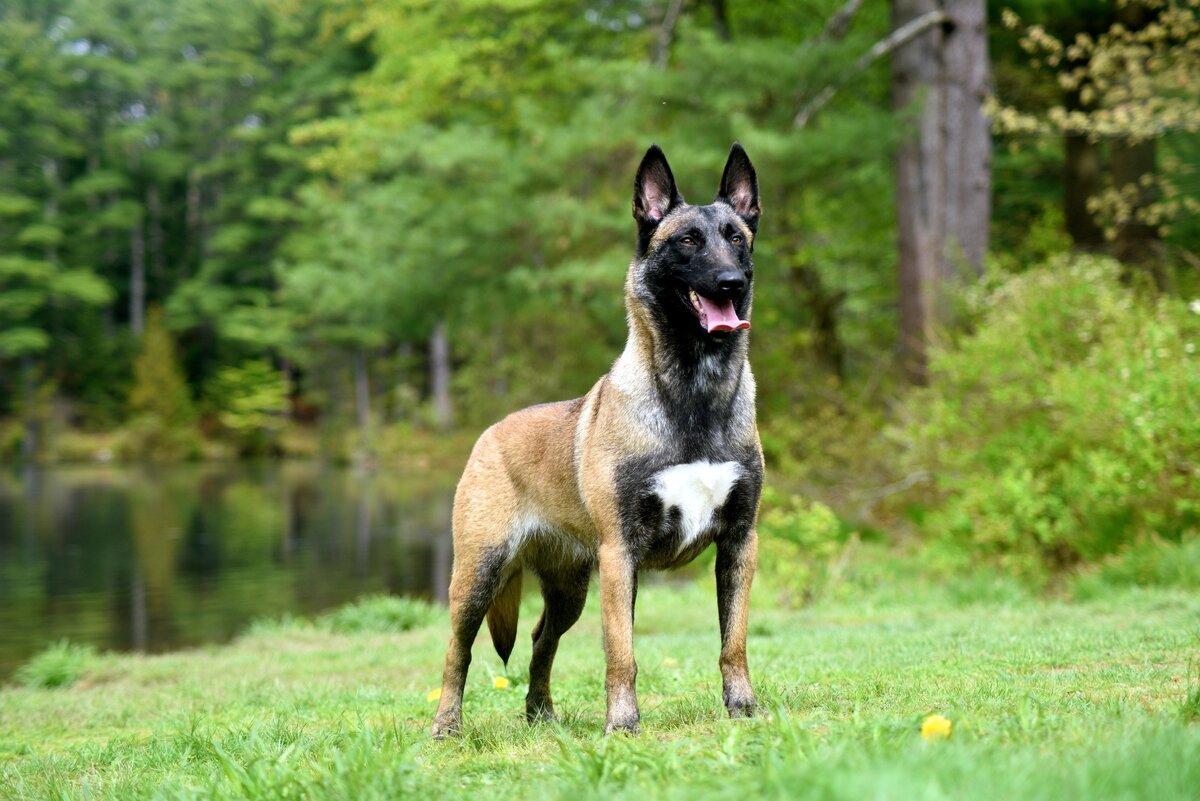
726, 697, 757, 719
604, 715, 641, 736
605, 691, 641, 735
430, 711, 462, 739
525, 697, 557, 724
724, 685, 757, 719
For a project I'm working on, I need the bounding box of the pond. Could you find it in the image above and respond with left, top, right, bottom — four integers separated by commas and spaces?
0, 462, 456, 678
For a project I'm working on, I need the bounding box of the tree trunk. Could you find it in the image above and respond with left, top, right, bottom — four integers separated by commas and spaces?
186, 168, 202, 275
891, 0, 990, 383
147, 184, 166, 282
20, 356, 37, 460
42, 159, 59, 264
353, 347, 371, 434
430, 320, 454, 432
130, 215, 146, 334
711, 0, 731, 40
1111, 137, 1162, 286
793, 264, 846, 379
940, 0, 991, 275
1062, 72, 1106, 251
1110, 1, 1162, 286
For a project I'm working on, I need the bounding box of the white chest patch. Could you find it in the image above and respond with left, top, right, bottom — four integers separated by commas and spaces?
652, 460, 744, 553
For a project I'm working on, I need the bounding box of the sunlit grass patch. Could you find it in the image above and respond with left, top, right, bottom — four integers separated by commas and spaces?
14, 640, 96, 689
243, 595, 443, 638
2, 580, 1199, 800
318, 595, 441, 634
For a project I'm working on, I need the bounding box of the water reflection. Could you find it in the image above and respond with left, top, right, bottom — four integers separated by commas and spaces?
0, 462, 455, 677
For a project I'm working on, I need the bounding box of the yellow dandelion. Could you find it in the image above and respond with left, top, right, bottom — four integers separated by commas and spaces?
493, 676, 510, 690
921, 714, 952, 741
426, 687, 442, 703
663, 658, 678, 666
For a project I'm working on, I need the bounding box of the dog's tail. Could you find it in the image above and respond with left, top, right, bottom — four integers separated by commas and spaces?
486, 570, 522, 665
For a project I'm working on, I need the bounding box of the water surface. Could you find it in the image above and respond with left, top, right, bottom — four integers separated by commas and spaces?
0, 462, 455, 678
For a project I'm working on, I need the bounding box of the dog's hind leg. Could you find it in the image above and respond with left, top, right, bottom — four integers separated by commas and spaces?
525, 558, 590, 723
431, 542, 509, 739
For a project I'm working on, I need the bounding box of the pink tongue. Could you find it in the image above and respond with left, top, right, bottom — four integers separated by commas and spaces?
696, 294, 750, 333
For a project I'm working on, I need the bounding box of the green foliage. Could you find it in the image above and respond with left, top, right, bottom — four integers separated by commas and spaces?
899, 255, 1200, 577
3, 581, 1200, 800
1184, 670, 1200, 724
15, 640, 95, 689
756, 488, 854, 606
281, 0, 900, 434
318, 595, 440, 635
155, 726, 418, 801
123, 308, 201, 461
1072, 534, 1200, 599
205, 360, 291, 455
129, 309, 195, 427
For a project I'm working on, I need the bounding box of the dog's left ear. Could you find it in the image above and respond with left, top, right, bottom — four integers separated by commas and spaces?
716, 143, 761, 234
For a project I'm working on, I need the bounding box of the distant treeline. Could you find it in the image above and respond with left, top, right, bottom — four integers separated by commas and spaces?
1, 0, 1196, 463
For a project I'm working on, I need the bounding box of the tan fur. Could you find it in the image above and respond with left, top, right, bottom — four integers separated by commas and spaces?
647, 206, 754, 252
432, 147, 762, 738
431, 284, 759, 737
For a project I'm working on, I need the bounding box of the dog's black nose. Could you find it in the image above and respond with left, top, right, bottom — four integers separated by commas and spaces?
716, 271, 745, 294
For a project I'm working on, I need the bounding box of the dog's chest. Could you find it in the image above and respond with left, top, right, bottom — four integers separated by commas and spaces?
651, 460, 743, 553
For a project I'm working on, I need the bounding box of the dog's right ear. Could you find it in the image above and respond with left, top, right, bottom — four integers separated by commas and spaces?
633, 144, 684, 251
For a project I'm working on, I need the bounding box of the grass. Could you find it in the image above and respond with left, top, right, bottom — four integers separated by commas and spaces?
2, 570, 1199, 800
13, 642, 96, 690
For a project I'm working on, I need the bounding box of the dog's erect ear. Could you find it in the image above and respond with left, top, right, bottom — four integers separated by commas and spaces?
716, 143, 761, 234
633, 144, 684, 240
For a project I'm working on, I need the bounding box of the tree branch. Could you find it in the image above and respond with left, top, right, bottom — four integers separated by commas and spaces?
820, 0, 864, 42
653, 0, 686, 69
794, 9, 949, 130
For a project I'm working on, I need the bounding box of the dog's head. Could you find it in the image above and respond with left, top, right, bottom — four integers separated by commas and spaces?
629, 143, 761, 338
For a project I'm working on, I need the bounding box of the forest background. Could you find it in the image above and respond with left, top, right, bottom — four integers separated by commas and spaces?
1, 0, 1199, 586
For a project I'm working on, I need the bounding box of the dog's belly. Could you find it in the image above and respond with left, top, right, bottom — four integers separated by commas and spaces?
650, 460, 743, 557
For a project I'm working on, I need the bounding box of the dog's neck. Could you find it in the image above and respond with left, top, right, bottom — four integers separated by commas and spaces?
615, 291, 750, 402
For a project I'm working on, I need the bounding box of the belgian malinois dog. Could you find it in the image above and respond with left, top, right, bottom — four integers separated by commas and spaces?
431, 143, 763, 737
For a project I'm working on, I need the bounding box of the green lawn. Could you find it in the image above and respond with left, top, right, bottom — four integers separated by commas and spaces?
2, 573, 1199, 800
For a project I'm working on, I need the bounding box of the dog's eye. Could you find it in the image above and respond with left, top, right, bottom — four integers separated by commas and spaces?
730, 233, 744, 245
679, 236, 695, 247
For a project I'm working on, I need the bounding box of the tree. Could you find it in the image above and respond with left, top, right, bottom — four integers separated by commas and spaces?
995, 0, 1200, 286
890, 0, 992, 383
0, 9, 114, 450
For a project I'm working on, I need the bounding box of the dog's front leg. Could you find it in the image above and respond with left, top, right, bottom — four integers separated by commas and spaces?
599, 539, 640, 734
716, 528, 758, 718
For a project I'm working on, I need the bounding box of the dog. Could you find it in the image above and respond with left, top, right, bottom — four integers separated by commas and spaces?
431, 143, 763, 737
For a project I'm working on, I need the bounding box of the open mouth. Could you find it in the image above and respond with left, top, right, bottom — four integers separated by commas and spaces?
687, 288, 751, 334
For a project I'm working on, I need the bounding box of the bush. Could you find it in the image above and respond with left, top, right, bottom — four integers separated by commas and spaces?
124, 307, 200, 461
1071, 533, 1200, 600
204, 359, 290, 456
117, 414, 203, 462
756, 488, 856, 606
898, 255, 1200, 578
318, 595, 440, 634
15, 640, 95, 689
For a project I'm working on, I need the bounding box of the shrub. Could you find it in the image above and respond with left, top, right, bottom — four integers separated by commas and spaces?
318, 595, 440, 634
124, 308, 199, 461
1071, 533, 1200, 600
898, 255, 1200, 578
204, 359, 290, 456
15, 640, 95, 689
756, 487, 856, 606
